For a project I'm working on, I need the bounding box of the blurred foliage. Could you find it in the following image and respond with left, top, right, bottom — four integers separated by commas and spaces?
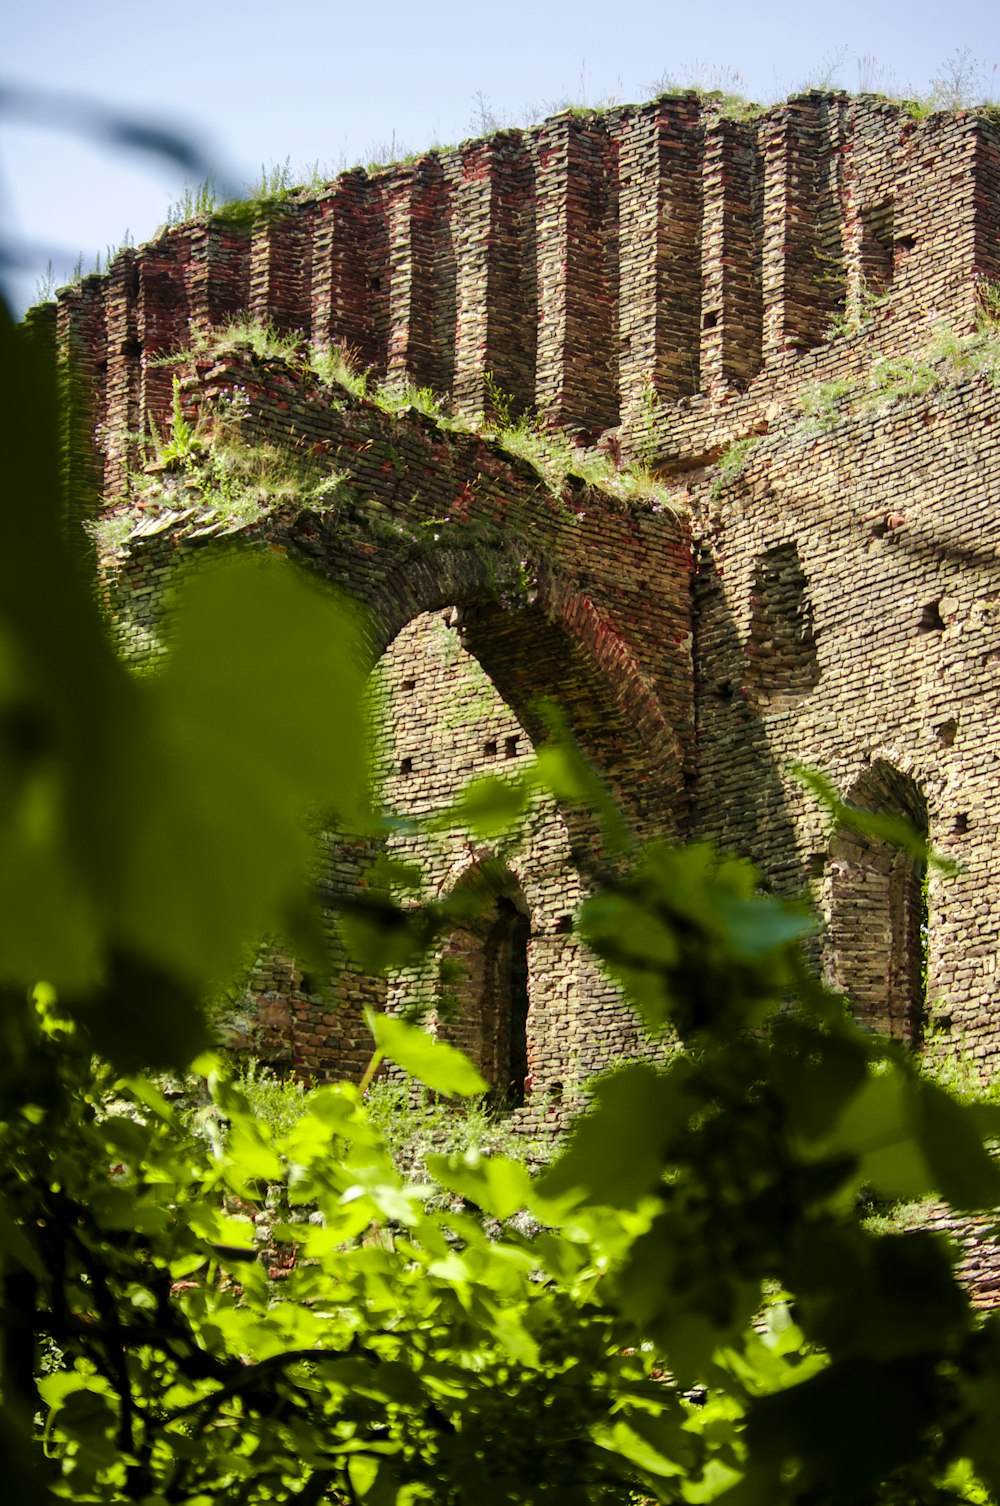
6, 281, 1000, 1506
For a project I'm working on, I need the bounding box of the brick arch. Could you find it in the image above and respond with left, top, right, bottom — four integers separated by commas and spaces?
826, 760, 929, 1043
369, 604, 643, 1123
283, 528, 689, 843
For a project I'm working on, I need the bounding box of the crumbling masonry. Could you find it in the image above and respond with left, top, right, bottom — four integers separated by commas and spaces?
38, 89, 1000, 1125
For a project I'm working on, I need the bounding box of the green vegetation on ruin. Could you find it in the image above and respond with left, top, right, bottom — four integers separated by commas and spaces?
92, 319, 682, 558
792, 288, 1000, 436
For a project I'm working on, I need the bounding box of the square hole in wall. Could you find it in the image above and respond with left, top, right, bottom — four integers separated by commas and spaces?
504, 736, 519, 759
484, 739, 498, 756
400, 756, 413, 775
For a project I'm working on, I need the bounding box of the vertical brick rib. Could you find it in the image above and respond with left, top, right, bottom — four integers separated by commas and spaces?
534, 114, 618, 433
385, 171, 413, 382
894, 116, 979, 332
427, 159, 457, 397
972, 117, 1000, 290
837, 98, 906, 318
310, 171, 381, 366
366, 179, 392, 378
384, 157, 452, 391
654, 98, 702, 400
137, 231, 191, 443
186, 217, 251, 337
249, 200, 313, 335
56, 278, 107, 504
616, 96, 703, 413
450, 134, 536, 420
700, 115, 762, 393
101, 249, 141, 494
616, 105, 660, 414
490, 132, 537, 419
450, 142, 493, 415
761, 96, 847, 361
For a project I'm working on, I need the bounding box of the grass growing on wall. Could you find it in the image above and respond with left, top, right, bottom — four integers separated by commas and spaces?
90, 368, 349, 556
793, 292, 1000, 435
93, 321, 683, 560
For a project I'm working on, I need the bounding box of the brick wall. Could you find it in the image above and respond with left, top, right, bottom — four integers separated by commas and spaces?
689, 380, 1000, 1058
53, 88, 1000, 1140
46, 94, 1000, 477
102, 350, 692, 1125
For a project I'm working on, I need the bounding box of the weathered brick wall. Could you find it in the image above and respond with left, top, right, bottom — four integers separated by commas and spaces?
688, 378, 1000, 1057
44, 94, 1000, 483
52, 88, 1000, 1134
102, 349, 692, 1123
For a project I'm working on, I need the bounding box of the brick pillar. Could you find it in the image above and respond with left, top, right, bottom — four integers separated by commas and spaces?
384, 158, 452, 391
56, 277, 107, 508
249, 199, 314, 335
186, 217, 251, 338
836, 98, 907, 318
450, 133, 536, 419
310, 170, 383, 367
700, 114, 762, 394
533, 113, 618, 433
101, 249, 142, 494
490, 132, 537, 419
137, 231, 191, 442
449, 142, 491, 415
973, 117, 1000, 292
616, 94, 703, 413
894, 115, 980, 333
761, 94, 848, 361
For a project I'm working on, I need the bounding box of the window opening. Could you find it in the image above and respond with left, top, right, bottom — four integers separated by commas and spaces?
859, 201, 895, 298
746, 542, 820, 700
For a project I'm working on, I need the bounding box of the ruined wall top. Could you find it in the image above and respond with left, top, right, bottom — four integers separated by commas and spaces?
40, 90, 1000, 489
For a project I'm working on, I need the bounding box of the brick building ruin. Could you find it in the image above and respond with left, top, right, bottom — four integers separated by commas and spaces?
36, 88, 1000, 1124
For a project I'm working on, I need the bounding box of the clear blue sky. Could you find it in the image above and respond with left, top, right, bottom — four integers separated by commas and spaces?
3, 0, 999, 312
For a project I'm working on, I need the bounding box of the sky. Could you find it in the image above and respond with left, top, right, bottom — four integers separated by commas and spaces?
2, 0, 999, 313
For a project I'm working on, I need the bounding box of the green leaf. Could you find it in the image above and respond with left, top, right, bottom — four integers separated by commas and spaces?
226, 1120, 284, 1184
340, 897, 439, 974
0, 1192, 43, 1278
115, 555, 367, 989
447, 774, 529, 838
347, 1455, 381, 1498
594, 1417, 690, 1479
830, 1070, 935, 1199
746, 1355, 940, 1501
424, 1152, 533, 1219
713, 894, 816, 960
540, 1061, 683, 1206
913, 1079, 1000, 1210
365, 1010, 486, 1096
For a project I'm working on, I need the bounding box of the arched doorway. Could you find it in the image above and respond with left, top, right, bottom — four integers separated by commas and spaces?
438, 873, 532, 1105
826, 761, 928, 1043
